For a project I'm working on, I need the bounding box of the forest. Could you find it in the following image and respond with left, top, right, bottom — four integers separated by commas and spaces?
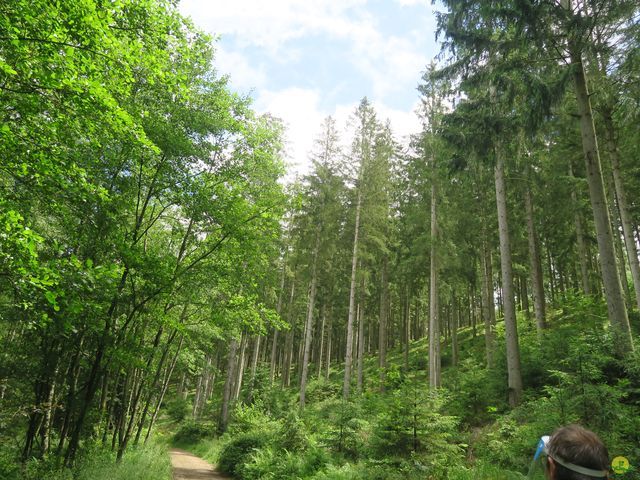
0, 1, 639, 479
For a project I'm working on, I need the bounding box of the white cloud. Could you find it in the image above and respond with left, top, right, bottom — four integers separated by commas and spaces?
254, 87, 325, 176
180, 0, 436, 104
179, 0, 370, 54
393, 0, 426, 5
376, 100, 422, 145
178, 0, 436, 180
214, 45, 266, 92
251, 88, 421, 179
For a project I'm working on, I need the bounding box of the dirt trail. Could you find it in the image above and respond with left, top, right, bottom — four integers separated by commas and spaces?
170, 448, 231, 480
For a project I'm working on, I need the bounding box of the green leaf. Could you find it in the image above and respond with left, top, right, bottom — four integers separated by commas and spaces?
44, 290, 57, 306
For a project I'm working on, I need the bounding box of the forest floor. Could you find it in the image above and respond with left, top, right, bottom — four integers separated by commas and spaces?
169, 448, 230, 480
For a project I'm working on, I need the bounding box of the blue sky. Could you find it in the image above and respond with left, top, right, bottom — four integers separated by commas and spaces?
178, 0, 441, 175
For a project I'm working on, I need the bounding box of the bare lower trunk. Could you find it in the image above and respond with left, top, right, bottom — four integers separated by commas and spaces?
343, 191, 361, 400
135, 329, 178, 445
233, 333, 247, 401
57, 334, 85, 453
403, 293, 410, 370
317, 304, 326, 380
117, 325, 165, 462
524, 171, 546, 337
270, 260, 287, 384
378, 257, 388, 391
282, 279, 296, 388
451, 298, 459, 367
603, 112, 640, 312
356, 298, 365, 393
269, 330, 279, 385
569, 161, 592, 295
144, 334, 183, 444
299, 233, 319, 409
495, 147, 523, 406
571, 51, 633, 354
429, 176, 440, 388
41, 361, 60, 455
610, 185, 633, 308
246, 336, 260, 404
218, 338, 238, 434
325, 308, 333, 380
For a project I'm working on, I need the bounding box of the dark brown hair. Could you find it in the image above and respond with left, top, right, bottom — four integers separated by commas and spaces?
548, 425, 609, 480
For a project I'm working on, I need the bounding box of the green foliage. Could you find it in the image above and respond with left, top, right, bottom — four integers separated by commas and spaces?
0, 442, 171, 480
172, 421, 215, 445
1, 0, 288, 468
370, 383, 463, 477
445, 357, 506, 426
228, 402, 282, 439
239, 446, 330, 480
278, 412, 311, 452
217, 431, 269, 477
180, 295, 639, 479
165, 397, 191, 423
315, 398, 370, 460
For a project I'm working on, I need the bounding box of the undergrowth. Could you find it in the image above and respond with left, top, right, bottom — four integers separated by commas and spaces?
0, 440, 171, 480
171, 292, 640, 479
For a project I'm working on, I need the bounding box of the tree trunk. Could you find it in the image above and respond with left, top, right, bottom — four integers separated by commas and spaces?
604, 113, 640, 312
269, 330, 279, 385
325, 307, 333, 380
57, 334, 85, 453
451, 298, 459, 367
482, 243, 496, 368
135, 329, 178, 445
317, 304, 326, 380
403, 292, 410, 370
569, 161, 592, 295
299, 231, 319, 409
233, 333, 247, 401
343, 190, 362, 400
116, 323, 166, 461
247, 336, 261, 402
144, 334, 183, 444
270, 260, 287, 384
41, 361, 60, 455
494, 147, 523, 406
610, 184, 633, 308
524, 170, 547, 337
218, 337, 238, 434
282, 279, 296, 388
64, 265, 131, 466
356, 297, 365, 394
378, 257, 388, 391
429, 174, 440, 388
571, 50, 634, 354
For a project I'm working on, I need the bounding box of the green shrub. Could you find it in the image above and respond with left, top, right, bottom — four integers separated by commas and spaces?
278, 412, 311, 452
228, 401, 281, 438
240, 445, 330, 480
444, 357, 506, 426
165, 397, 191, 423
0, 448, 21, 480
371, 382, 462, 465
305, 377, 341, 404
217, 431, 268, 477
316, 399, 370, 460
173, 421, 215, 445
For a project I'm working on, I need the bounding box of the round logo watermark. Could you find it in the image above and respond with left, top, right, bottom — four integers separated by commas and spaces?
611, 456, 630, 475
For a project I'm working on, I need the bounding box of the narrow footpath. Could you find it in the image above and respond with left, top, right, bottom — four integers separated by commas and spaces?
170, 448, 231, 480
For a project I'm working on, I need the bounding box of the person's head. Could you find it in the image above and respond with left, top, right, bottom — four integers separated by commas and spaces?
546, 425, 609, 480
